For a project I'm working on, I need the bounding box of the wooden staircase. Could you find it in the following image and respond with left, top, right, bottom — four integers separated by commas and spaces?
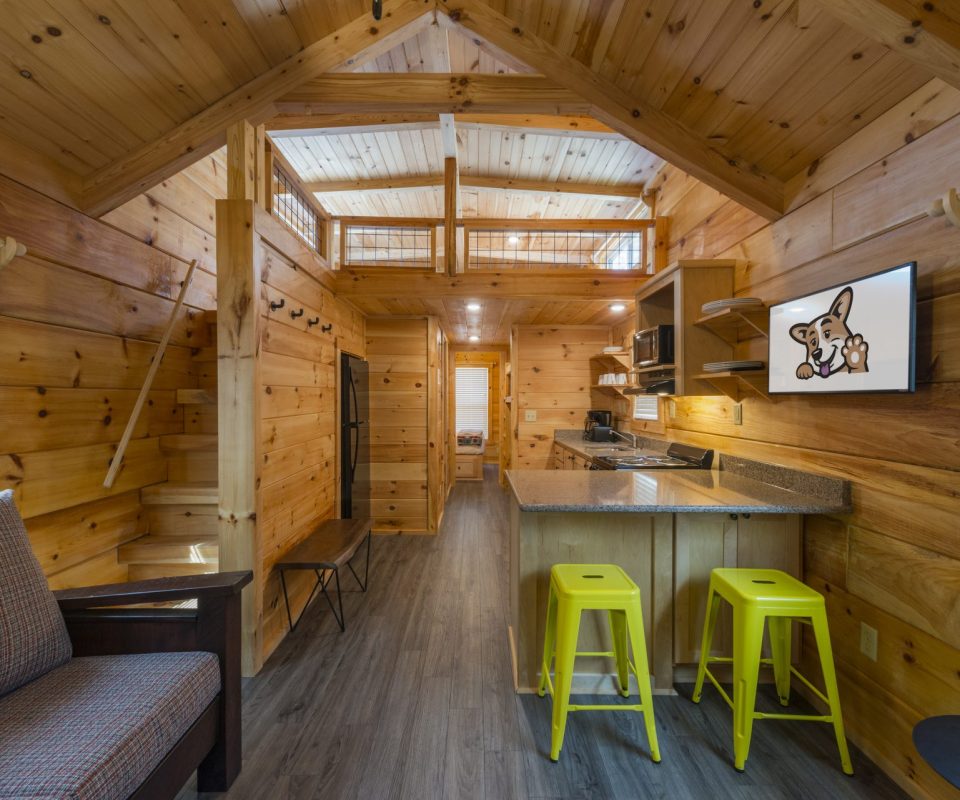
122, 311, 220, 579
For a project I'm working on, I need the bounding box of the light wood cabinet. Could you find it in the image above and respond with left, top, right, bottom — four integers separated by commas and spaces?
673, 512, 802, 665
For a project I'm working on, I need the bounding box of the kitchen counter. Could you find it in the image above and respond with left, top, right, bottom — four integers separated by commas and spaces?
507, 438, 851, 694
506, 469, 850, 515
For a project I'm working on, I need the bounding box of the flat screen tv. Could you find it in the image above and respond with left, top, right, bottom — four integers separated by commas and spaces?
768, 262, 916, 394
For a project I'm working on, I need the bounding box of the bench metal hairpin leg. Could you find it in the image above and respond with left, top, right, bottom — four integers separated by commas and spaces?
347, 531, 372, 592
281, 565, 344, 633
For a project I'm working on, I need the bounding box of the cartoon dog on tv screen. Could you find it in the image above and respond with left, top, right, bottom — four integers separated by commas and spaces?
789, 286, 869, 380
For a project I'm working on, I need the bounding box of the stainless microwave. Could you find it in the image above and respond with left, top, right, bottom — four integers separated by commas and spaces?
633, 324, 675, 368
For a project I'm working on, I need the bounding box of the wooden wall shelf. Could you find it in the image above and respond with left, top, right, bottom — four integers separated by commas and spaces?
590, 384, 635, 397
693, 371, 769, 401
694, 307, 768, 345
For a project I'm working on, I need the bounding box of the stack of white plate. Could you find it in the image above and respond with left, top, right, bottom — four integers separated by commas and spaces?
702, 360, 765, 373
701, 297, 764, 315
602, 346, 628, 354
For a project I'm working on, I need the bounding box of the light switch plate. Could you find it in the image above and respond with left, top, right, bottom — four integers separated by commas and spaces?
668, 400, 676, 419
733, 403, 743, 425
860, 622, 878, 661
524, 409, 537, 422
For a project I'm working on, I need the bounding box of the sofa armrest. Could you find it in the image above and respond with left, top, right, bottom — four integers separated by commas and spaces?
54, 571, 252, 610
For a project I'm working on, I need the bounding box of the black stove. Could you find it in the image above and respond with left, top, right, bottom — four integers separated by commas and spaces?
593, 443, 713, 471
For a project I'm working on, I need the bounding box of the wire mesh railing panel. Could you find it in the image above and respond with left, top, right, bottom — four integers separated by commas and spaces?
273, 165, 321, 252
342, 224, 437, 269
465, 227, 650, 271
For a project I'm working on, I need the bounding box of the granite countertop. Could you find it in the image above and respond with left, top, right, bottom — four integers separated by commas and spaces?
506, 469, 850, 514
553, 429, 668, 460
510, 430, 852, 514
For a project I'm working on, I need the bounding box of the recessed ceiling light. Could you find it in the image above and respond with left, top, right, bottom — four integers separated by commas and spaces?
467, 302, 481, 311
507, 235, 520, 245
609, 303, 627, 313
469, 335, 480, 342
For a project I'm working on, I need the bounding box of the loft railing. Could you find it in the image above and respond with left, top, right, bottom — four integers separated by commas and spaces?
464, 218, 665, 273
333, 216, 667, 274
339, 216, 442, 272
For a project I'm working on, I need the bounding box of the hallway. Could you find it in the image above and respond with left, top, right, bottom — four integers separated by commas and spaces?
183, 467, 906, 799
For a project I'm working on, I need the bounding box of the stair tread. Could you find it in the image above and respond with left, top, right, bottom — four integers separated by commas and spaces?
119, 534, 218, 565
160, 434, 217, 452
141, 482, 218, 505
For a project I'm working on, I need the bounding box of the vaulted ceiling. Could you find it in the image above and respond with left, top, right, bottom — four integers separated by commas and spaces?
2, 0, 957, 222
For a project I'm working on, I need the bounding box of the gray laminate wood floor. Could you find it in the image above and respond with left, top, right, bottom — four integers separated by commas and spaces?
181, 465, 908, 800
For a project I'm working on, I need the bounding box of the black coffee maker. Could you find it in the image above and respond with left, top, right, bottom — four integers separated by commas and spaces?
584, 410, 613, 442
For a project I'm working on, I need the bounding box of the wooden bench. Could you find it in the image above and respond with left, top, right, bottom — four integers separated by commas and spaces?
456, 442, 485, 481
276, 518, 372, 633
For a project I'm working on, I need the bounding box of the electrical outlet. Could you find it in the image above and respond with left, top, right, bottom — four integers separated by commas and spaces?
733, 403, 743, 425
524, 409, 537, 422
668, 400, 676, 419
860, 622, 878, 661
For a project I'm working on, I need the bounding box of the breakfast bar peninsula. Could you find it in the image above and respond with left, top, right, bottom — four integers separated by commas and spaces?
506, 456, 850, 693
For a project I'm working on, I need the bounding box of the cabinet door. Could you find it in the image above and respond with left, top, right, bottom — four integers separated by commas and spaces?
737, 514, 802, 577
674, 513, 737, 664
551, 444, 563, 469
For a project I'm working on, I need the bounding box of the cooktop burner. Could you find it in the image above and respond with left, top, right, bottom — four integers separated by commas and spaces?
593, 443, 713, 470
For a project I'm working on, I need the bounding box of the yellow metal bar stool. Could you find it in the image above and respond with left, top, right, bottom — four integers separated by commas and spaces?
538, 564, 660, 764
692, 567, 853, 775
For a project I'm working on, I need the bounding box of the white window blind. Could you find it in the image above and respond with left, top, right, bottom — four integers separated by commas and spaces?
456, 367, 489, 437
633, 396, 659, 421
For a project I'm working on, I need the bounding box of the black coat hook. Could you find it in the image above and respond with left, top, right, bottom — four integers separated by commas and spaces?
269, 298, 285, 311
321, 323, 333, 333
307, 317, 320, 327
372, 0, 382, 20
290, 308, 304, 319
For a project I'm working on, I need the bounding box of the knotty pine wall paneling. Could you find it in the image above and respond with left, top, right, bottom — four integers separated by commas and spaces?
613, 84, 960, 800
512, 326, 610, 470
365, 318, 430, 534
0, 173, 209, 589
253, 209, 366, 662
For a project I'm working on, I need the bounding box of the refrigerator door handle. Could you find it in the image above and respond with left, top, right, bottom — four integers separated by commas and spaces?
350, 369, 360, 477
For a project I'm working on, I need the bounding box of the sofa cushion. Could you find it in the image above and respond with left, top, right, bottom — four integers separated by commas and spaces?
0, 652, 221, 800
0, 489, 72, 698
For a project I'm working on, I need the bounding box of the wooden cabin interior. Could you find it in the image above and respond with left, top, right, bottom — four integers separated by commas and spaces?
0, 1, 958, 798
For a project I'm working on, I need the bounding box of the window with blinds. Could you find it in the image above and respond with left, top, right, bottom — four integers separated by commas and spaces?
456, 367, 489, 437
633, 396, 659, 421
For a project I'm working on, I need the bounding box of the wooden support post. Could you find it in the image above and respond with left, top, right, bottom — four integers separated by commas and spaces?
218, 121, 265, 676
444, 156, 458, 276
262, 137, 274, 213
654, 216, 670, 273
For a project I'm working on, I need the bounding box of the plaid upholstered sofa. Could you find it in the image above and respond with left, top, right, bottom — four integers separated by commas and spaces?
0, 490, 252, 799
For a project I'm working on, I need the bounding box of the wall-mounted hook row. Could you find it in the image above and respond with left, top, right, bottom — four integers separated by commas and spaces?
269, 298, 285, 311
290, 308, 304, 319
307, 317, 320, 327
321, 323, 333, 333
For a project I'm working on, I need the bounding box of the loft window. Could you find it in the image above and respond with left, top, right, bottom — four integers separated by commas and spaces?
272, 163, 320, 252
456, 366, 489, 438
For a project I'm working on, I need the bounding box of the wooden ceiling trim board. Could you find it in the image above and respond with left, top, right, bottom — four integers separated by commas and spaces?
661, 0, 790, 127
455, 113, 615, 134
268, 114, 440, 133
436, 0, 785, 220
722, 29, 890, 168
275, 74, 591, 115
767, 53, 932, 180
81, 0, 435, 217
811, 0, 960, 91
306, 175, 445, 192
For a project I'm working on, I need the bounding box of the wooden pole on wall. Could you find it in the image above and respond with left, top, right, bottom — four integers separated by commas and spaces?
219, 120, 266, 676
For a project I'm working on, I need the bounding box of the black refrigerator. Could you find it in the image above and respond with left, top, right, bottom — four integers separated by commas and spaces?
340, 353, 370, 520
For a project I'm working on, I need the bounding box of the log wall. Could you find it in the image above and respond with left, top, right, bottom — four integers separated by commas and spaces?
0, 172, 209, 588
613, 79, 960, 800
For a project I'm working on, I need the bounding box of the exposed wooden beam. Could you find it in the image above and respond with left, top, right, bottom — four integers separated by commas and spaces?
437, 1, 785, 220
81, 0, 433, 217
306, 175, 445, 193
303, 173, 646, 197
460, 175, 645, 198
811, 0, 960, 91
274, 74, 590, 115
334, 269, 650, 300
266, 112, 614, 136
439, 113, 462, 221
